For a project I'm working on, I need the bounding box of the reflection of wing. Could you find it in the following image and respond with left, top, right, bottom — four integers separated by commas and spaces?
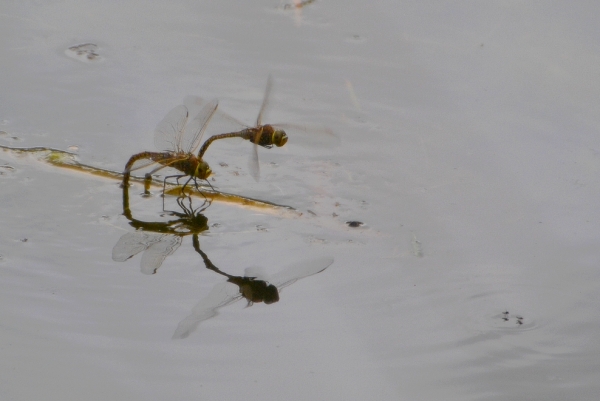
140, 235, 181, 275
112, 232, 162, 261
180, 99, 218, 154
112, 232, 181, 275
154, 105, 188, 152
269, 257, 334, 290
172, 282, 242, 339
243, 265, 270, 281
243, 257, 333, 289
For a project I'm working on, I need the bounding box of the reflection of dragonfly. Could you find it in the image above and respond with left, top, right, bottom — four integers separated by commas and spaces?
122, 99, 218, 196
112, 194, 209, 275
173, 236, 333, 339
194, 75, 338, 181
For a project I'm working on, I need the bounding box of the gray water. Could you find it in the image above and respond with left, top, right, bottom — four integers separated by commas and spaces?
1, 1, 600, 400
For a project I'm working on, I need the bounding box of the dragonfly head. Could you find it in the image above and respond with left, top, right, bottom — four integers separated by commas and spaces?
272, 128, 288, 147
263, 283, 280, 304
195, 159, 212, 179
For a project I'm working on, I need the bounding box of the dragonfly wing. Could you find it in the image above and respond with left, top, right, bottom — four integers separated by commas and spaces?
273, 123, 340, 148
125, 158, 162, 174
256, 74, 273, 126
184, 96, 248, 134
181, 99, 219, 154
172, 282, 241, 339
270, 256, 334, 290
125, 154, 190, 176
140, 235, 182, 275
154, 105, 189, 152
248, 142, 260, 182
112, 232, 163, 262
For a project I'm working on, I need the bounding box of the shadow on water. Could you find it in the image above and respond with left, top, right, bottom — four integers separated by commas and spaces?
113, 181, 334, 339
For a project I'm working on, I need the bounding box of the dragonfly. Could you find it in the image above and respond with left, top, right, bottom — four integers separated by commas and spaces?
173, 241, 334, 339
112, 195, 210, 275
122, 99, 219, 196
193, 75, 338, 181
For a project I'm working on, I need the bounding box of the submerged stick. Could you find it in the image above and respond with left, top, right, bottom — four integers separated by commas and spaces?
0, 144, 298, 213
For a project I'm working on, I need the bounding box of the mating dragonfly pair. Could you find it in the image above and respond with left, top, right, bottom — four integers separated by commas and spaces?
122, 76, 325, 199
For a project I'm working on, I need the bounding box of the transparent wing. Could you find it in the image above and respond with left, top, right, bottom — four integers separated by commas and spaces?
269, 256, 334, 290
272, 123, 340, 148
124, 158, 160, 174
256, 74, 273, 126
124, 154, 191, 175
250, 75, 274, 180
180, 99, 219, 154
172, 282, 242, 339
184, 95, 249, 135
112, 232, 164, 262
140, 235, 182, 275
248, 144, 260, 182
154, 105, 189, 152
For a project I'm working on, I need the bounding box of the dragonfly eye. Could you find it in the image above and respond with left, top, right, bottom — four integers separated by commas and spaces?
274, 130, 288, 147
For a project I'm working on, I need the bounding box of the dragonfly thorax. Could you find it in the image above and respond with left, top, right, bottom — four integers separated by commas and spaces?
259, 125, 288, 148
170, 154, 212, 180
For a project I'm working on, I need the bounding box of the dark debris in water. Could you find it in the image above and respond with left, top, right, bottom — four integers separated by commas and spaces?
499, 311, 525, 326
346, 221, 364, 228
66, 43, 102, 63
0, 164, 16, 173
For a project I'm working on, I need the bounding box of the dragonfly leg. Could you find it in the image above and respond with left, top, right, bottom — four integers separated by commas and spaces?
187, 177, 210, 205
197, 198, 211, 213
161, 174, 187, 210
203, 178, 216, 193
180, 194, 194, 215
180, 175, 194, 195
163, 174, 188, 195
176, 195, 187, 213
